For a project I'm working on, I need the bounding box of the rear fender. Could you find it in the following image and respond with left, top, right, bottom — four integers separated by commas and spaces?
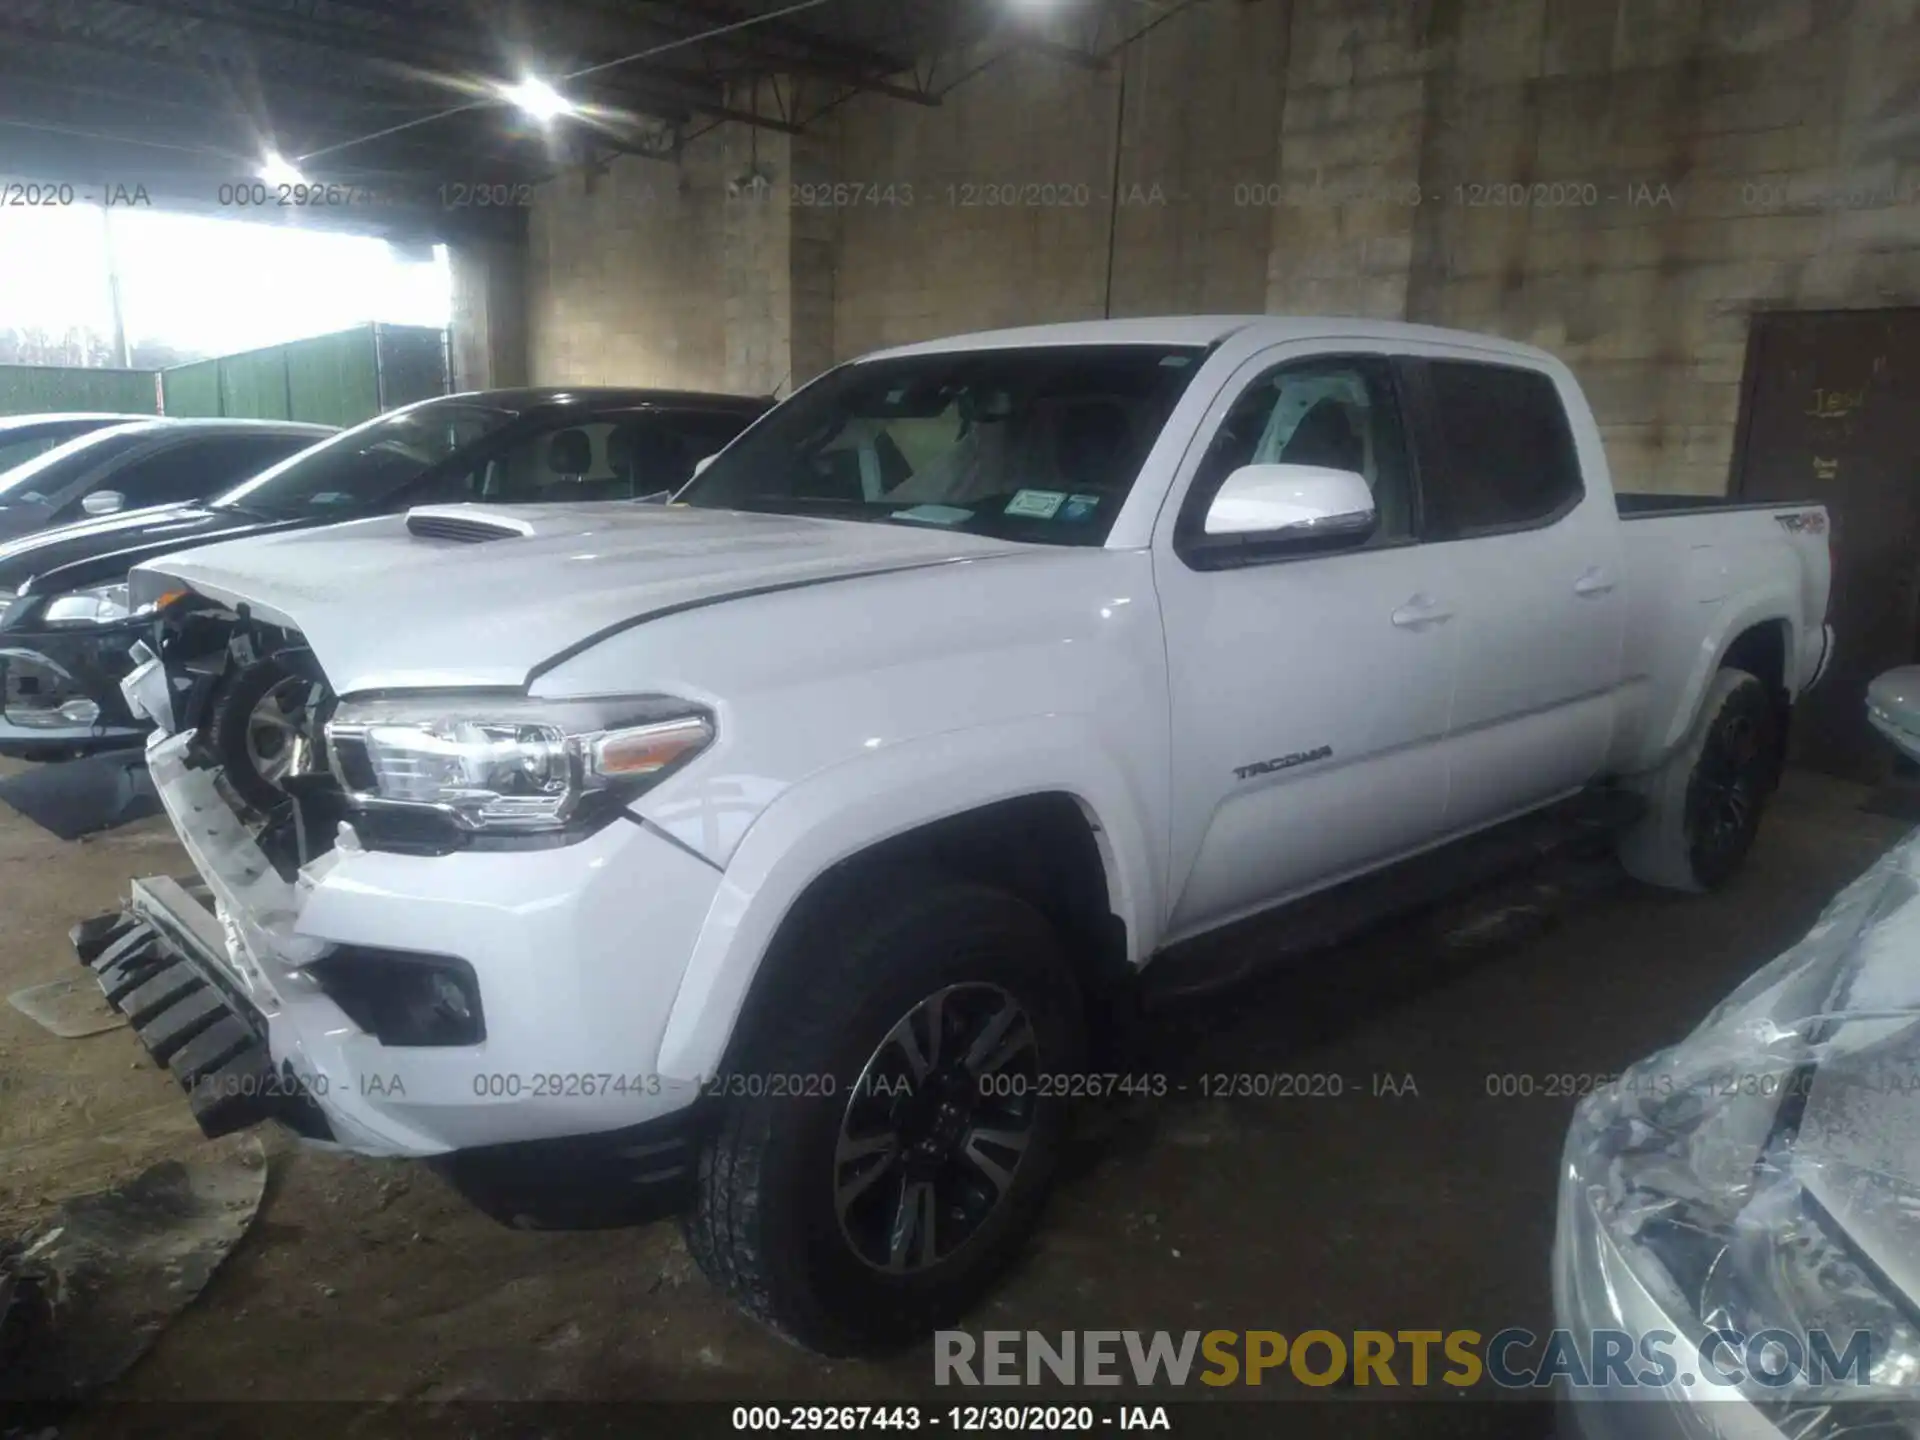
1658, 588, 1800, 759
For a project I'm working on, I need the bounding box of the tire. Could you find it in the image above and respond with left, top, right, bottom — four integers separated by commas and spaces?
684, 873, 1085, 1355
1617, 667, 1781, 892
208, 657, 313, 814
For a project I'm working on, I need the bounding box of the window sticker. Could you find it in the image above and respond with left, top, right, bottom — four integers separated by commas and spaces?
892, 503, 973, 526
1060, 493, 1103, 522
1005, 488, 1066, 519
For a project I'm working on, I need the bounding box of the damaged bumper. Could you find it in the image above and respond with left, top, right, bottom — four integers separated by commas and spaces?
72, 875, 332, 1140
114, 724, 721, 1160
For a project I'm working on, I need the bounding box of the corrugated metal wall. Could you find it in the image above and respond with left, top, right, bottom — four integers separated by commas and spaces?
0, 325, 448, 423
0, 365, 159, 415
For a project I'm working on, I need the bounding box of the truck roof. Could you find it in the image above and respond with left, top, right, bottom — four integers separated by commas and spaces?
867, 315, 1559, 366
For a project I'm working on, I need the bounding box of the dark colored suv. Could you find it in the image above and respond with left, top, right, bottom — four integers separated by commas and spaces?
0, 388, 769, 757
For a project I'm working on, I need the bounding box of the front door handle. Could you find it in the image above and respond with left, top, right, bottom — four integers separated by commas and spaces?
1391, 594, 1455, 629
1574, 567, 1616, 597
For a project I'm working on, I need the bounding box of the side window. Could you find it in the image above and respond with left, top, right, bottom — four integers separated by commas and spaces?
74, 435, 306, 512
1178, 356, 1414, 549
448, 413, 758, 506
1421, 361, 1581, 535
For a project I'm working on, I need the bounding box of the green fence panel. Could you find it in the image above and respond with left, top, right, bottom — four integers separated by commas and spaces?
285, 328, 379, 427
160, 359, 221, 417
219, 345, 292, 420
374, 324, 451, 411
158, 325, 449, 427
0, 365, 159, 416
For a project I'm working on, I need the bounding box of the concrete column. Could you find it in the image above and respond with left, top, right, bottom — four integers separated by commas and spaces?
448, 236, 528, 392
718, 89, 840, 398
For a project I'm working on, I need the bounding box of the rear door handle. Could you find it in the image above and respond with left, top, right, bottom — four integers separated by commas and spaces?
1574, 567, 1616, 597
1391, 594, 1454, 629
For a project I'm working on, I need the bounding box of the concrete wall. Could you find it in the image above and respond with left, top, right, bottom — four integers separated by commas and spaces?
525, 143, 729, 391
1271, 0, 1920, 492
833, 1, 1290, 356
519, 0, 1920, 493
448, 236, 527, 392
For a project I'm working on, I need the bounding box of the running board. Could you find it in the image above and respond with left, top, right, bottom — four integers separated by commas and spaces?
1143, 787, 1642, 1004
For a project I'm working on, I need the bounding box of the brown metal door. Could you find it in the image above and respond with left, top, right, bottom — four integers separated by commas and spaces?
1733, 309, 1920, 781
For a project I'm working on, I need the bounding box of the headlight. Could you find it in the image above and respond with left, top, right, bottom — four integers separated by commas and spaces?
326, 694, 713, 834
1557, 832, 1920, 1425
41, 583, 132, 626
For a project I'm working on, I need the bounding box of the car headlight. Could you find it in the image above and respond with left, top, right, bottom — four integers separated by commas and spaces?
40, 583, 133, 626
1558, 832, 1920, 1423
325, 694, 713, 835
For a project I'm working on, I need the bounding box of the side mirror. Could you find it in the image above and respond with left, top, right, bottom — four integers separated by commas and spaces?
81, 490, 125, 517
1202, 463, 1376, 543
691, 453, 718, 479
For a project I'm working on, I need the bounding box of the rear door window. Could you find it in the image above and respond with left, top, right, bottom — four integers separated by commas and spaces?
1419, 360, 1581, 536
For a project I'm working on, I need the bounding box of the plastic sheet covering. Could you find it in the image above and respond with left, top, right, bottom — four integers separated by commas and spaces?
1558, 829, 1920, 1435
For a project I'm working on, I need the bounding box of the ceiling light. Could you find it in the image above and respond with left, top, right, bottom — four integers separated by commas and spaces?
258, 151, 306, 187
501, 77, 576, 123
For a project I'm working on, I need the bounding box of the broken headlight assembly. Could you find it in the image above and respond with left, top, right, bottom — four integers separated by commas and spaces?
324, 694, 713, 839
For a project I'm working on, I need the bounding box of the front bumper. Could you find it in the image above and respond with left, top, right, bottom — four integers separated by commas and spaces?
0, 626, 148, 754
123, 722, 723, 1163
74, 875, 706, 1226
73, 875, 333, 1140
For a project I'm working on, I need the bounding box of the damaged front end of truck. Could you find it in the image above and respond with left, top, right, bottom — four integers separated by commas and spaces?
71, 593, 477, 1143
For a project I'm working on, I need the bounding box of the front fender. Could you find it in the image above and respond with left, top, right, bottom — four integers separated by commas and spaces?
653, 716, 1165, 1081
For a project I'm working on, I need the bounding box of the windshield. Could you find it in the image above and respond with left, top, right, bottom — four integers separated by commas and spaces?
213, 398, 520, 518
0, 426, 151, 505
676, 345, 1203, 545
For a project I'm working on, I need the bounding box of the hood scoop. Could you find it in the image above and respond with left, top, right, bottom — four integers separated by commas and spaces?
405, 506, 538, 544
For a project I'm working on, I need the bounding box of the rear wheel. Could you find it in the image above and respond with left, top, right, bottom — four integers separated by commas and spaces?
1618, 667, 1781, 891
684, 875, 1084, 1354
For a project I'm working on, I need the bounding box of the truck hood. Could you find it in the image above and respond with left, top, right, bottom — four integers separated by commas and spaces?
135, 502, 1030, 695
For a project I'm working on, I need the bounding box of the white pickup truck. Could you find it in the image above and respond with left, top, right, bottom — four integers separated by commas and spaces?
82, 316, 1832, 1354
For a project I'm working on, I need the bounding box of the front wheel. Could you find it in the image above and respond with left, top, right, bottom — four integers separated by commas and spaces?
684, 876, 1084, 1354
1618, 666, 1781, 891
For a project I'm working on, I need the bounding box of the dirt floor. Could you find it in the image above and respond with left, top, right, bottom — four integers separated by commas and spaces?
1, 757, 1910, 1436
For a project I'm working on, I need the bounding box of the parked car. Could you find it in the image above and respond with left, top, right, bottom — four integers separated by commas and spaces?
0, 389, 765, 758
89, 316, 1831, 1353
0, 417, 324, 544
0, 412, 151, 489
0, 419, 335, 750
1553, 668, 1920, 1438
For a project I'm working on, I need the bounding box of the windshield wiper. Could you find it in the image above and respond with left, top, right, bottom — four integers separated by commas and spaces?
209, 498, 283, 520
